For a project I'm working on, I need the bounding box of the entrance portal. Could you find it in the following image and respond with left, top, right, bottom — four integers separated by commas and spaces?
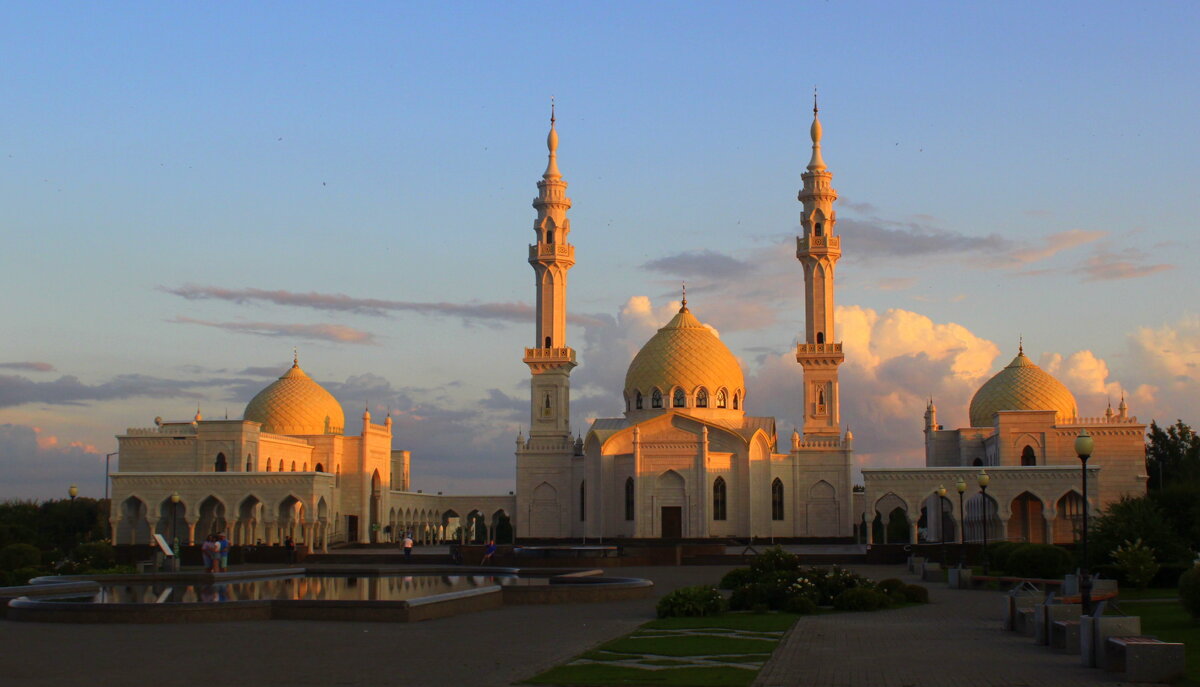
661, 506, 682, 538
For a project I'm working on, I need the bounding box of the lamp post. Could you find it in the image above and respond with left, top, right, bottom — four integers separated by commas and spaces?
937, 485, 947, 566
978, 471, 990, 575
68, 485, 78, 501
956, 478, 966, 568
170, 492, 181, 557
1076, 429, 1095, 616
104, 452, 117, 502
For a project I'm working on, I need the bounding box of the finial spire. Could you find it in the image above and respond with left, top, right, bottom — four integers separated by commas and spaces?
813, 85, 818, 115
551, 95, 555, 125
807, 91, 826, 172
1019, 335, 1024, 356
680, 282, 689, 312
293, 347, 298, 367
544, 98, 561, 179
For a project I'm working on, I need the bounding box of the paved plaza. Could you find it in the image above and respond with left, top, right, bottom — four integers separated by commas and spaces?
0, 563, 1140, 686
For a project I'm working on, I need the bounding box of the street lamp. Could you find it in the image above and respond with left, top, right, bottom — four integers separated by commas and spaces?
68, 485, 78, 501
1075, 428, 1095, 616
978, 471, 990, 575
956, 478, 966, 567
104, 452, 117, 502
170, 492, 181, 556
937, 484, 947, 566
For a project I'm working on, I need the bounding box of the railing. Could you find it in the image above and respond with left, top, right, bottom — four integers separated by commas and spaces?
796, 343, 843, 354
797, 235, 841, 251
124, 427, 196, 436
1060, 415, 1140, 425
528, 243, 575, 261
523, 347, 576, 362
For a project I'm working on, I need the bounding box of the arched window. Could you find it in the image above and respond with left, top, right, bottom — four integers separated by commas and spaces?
972, 457, 983, 467
544, 336, 551, 349
314, 463, 324, 473
816, 331, 825, 344
302, 462, 308, 471
579, 481, 586, 522
290, 461, 297, 472
673, 388, 686, 408
716, 389, 728, 409
547, 229, 555, 244
624, 478, 635, 521
279, 461, 285, 472
246, 454, 253, 472
713, 477, 727, 521
1021, 445, 1037, 466
771, 478, 785, 521
651, 389, 663, 409
214, 452, 227, 472
815, 222, 824, 237
266, 458, 272, 472
635, 391, 643, 410
696, 388, 708, 408
733, 392, 740, 410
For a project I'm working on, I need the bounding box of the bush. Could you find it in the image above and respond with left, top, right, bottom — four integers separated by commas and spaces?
749, 547, 800, 577
718, 567, 757, 590
1153, 562, 1193, 588
1112, 539, 1160, 590
656, 585, 725, 618
71, 542, 116, 571
833, 587, 892, 612
902, 584, 930, 603
0, 543, 41, 571
808, 566, 874, 605
876, 578, 906, 596
729, 582, 789, 611
783, 594, 818, 615
1005, 544, 1073, 579
1090, 496, 1189, 567
1179, 567, 1200, 621
5, 566, 43, 586
986, 542, 1024, 572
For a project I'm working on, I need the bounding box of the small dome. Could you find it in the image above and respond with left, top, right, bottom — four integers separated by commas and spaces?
244, 362, 345, 435
624, 305, 745, 410
968, 351, 1077, 427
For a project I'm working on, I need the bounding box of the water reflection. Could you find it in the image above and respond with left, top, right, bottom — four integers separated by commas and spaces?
71, 575, 543, 604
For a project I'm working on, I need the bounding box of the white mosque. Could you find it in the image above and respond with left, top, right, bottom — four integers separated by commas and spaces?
107, 105, 1147, 550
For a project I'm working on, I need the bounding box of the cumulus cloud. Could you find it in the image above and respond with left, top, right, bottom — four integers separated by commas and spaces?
0, 362, 55, 372
163, 284, 608, 329
0, 424, 104, 500
171, 316, 377, 345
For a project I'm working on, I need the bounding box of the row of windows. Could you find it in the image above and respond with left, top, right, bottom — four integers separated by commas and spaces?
627, 387, 742, 411
598, 477, 789, 522
212, 452, 329, 474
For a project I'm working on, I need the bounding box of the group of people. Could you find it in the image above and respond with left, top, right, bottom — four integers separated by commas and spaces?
200, 533, 229, 573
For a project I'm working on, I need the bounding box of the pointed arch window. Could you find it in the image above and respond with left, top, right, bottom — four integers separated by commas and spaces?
816, 332, 825, 344
1021, 445, 1037, 466
579, 480, 586, 522
246, 454, 253, 472
266, 458, 272, 472
673, 388, 686, 408
315, 463, 324, 473
624, 477, 635, 521
635, 391, 644, 410
771, 478, 785, 521
651, 389, 663, 409
214, 452, 227, 472
815, 222, 824, 237
544, 336, 552, 349
716, 389, 728, 409
713, 477, 727, 521
290, 461, 297, 472
733, 392, 740, 410
696, 388, 708, 408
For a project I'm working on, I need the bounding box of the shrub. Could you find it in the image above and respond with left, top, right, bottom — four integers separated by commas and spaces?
902, 584, 930, 603
1090, 496, 1189, 567
730, 582, 789, 611
0, 543, 41, 571
656, 585, 725, 618
876, 578, 906, 596
71, 542, 116, 571
986, 542, 1024, 572
1153, 562, 1193, 589
833, 587, 892, 612
6, 566, 43, 586
808, 566, 874, 605
1005, 544, 1073, 579
1112, 539, 1160, 590
783, 594, 818, 615
1179, 567, 1200, 621
749, 547, 800, 577
718, 567, 756, 590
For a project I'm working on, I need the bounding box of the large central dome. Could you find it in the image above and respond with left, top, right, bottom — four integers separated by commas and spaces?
968, 350, 1077, 427
624, 304, 745, 409
244, 361, 345, 435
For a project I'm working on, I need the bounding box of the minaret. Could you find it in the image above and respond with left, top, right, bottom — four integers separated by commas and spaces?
523, 102, 577, 445
795, 94, 845, 436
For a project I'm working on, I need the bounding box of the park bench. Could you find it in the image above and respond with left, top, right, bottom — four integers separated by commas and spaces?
1052, 619, 1080, 653
1105, 636, 1185, 683
1082, 614, 1141, 669
1035, 602, 1080, 645
1015, 607, 1037, 636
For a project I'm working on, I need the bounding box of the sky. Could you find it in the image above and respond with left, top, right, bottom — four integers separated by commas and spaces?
1, 2, 1197, 499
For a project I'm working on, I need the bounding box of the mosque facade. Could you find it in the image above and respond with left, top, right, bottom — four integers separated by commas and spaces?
108, 105, 1147, 548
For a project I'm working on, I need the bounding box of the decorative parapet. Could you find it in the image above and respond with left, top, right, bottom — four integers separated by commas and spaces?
862, 465, 1098, 483
794, 436, 848, 450
523, 347, 577, 370
797, 235, 841, 251
528, 243, 575, 262
796, 343, 843, 355
1059, 416, 1140, 426
123, 426, 196, 436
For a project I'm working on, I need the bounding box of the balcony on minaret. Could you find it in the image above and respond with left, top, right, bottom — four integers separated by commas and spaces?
796, 234, 841, 257
796, 342, 844, 364
523, 346, 577, 372
528, 243, 575, 264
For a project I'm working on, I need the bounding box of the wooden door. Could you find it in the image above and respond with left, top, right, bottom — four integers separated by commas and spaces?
661, 506, 682, 538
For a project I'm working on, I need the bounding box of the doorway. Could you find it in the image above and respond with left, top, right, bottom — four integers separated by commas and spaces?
347, 515, 359, 543
661, 506, 682, 538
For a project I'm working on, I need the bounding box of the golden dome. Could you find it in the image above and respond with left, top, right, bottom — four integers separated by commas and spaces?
244, 362, 345, 435
624, 305, 745, 407
968, 351, 1077, 427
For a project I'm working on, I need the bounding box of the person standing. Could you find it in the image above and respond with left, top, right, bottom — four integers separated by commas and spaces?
217, 533, 230, 573
403, 533, 414, 561
201, 535, 218, 573
482, 539, 497, 565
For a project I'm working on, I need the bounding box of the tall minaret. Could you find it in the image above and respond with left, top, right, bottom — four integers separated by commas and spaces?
795, 95, 845, 436
523, 103, 577, 445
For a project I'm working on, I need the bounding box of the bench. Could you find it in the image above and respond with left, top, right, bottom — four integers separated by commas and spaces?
1082, 615, 1141, 668
1035, 603, 1080, 645
1015, 607, 1037, 636
1105, 636, 1185, 683
1052, 619, 1080, 653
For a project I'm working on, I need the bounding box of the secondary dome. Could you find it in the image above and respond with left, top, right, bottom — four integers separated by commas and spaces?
244, 361, 345, 435
624, 304, 745, 408
968, 350, 1077, 427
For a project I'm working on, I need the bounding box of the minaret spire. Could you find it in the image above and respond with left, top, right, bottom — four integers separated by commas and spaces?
808, 87, 827, 172
544, 97, 561, 180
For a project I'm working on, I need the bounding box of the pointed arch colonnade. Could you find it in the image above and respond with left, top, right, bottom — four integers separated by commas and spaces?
860, 466, 1099, 546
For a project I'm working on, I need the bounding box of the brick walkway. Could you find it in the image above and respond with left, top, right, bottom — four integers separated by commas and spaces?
755, 565, 1135, 687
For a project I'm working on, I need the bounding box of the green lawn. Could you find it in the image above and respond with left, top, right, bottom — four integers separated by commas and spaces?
1119, 587, 1179, 601
1122, 601, 1200, 685
523, 612, 801, 687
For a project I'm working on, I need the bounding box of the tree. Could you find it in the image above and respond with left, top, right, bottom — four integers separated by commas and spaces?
1146, 419, 1200, 491
1089, 495, 1190, 566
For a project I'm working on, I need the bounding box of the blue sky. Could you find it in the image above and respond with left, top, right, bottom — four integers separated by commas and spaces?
1, 2, 1197, 498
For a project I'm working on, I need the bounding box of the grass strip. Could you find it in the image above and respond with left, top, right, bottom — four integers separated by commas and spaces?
1120, 601, 1200, 685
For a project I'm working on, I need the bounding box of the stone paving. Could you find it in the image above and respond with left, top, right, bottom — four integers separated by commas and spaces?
755, 565, 1136, 687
